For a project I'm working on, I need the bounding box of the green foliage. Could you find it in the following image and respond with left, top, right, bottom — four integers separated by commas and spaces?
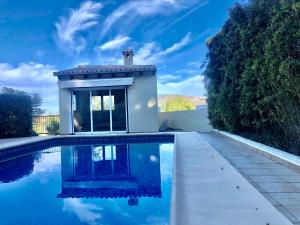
31, 93, 45, 116
205, 0, 300, 152
46, 120, 60, 135
161, 96, 196, 112
0, 88, 33, 138
0, 88, 46, 138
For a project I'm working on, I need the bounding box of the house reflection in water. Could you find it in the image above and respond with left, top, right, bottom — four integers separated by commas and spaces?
57, 143, 161, 206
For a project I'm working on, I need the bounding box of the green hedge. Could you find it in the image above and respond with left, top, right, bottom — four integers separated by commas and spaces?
204, 0, 300, 152
0, 90, 33, 138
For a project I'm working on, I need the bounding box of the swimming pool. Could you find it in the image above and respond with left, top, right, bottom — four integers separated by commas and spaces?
0, 135, 174, 225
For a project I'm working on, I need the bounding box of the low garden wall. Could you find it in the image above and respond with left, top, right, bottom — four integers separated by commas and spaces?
159, 109, 213, 132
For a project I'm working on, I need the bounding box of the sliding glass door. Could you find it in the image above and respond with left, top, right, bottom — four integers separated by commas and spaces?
73, 90, 91, 132
72, 88, 127, 133
111, 89, 127, 131
92, 90, 110, 132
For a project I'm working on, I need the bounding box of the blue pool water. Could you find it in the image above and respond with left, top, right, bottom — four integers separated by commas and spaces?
0, 138, 174, 225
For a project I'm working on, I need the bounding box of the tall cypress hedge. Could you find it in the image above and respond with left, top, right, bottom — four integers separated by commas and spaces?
0, 88, 33, 138
205, 0, 300, 152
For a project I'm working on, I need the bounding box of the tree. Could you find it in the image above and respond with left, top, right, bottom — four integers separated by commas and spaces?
204, 0, 300, 152
31, 93, 45, 116
1, 88, 45, 116
0, 87, 33, 138
161, 96, 196, 112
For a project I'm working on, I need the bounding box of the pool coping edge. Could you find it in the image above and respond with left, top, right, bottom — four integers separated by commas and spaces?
0, 133, 175, 151
214, 129, 300, 173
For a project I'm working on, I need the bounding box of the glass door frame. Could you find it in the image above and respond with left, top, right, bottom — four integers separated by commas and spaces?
71, 87, 128, 134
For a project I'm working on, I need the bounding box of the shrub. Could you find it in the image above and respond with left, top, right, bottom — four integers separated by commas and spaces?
0, 88, 33, 138
46, 120, 60, 135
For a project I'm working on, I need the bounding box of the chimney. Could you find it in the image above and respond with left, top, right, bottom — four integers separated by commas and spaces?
122, 49, 134, 66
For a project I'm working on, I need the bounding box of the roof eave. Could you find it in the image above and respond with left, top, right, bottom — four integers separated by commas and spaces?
53, 68, 157, 76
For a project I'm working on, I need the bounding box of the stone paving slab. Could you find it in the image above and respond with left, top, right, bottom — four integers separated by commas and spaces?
171, 132, 292, 225
239, 168, 274, 175
270, 193, 300, 206
249, 175, 286, 183
257, 182, 300, 193
200, 132, 300, 225
280, 176, 300, 183
269, 168, 300, 176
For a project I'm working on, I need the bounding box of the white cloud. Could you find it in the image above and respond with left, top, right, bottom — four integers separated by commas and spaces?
63, 199, 103, 225
100, 0, 201, 38
158, 74, 181, 83
33, 151, 61, 184
99, 35, 130, 51
158, 0, 209, 34
161, 33, 191, 55
176, 68, 201, 75
158, 75, 207, 96
188, 61, 202, 67
55, 1, 102, 55
133, 33, 192, 64
0, 62, 59, 113
33, 151, 61, 174
99, 33, 191, 65
0, 62, 56, 83
133, 43, 160, 64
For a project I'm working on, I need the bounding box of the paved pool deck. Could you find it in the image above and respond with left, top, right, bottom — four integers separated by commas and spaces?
172, 132, 293, 225
200, 132, 300, 225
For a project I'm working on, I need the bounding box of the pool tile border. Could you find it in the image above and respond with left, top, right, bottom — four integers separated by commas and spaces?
0, 133, 174, 162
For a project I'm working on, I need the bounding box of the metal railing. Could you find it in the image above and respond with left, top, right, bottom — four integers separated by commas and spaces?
32, 115, 60, 135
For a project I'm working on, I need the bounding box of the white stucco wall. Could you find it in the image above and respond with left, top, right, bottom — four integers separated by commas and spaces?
129, 143, 161, 186
59, 88, 73, 134
159, 109, 213, 132
127, 74, 159, 132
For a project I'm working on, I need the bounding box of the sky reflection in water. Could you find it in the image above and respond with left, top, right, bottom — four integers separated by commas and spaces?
0, 143, 173, 225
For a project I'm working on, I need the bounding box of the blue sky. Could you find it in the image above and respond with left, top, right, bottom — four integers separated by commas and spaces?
0, 0, 245, 113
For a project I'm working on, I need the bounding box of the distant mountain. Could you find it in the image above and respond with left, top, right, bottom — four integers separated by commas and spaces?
157, 95, 207, 107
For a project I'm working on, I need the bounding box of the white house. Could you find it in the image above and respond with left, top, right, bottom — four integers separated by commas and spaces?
54, 49, 159, 134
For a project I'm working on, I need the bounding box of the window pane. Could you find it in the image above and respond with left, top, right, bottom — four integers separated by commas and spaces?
111, 96, 115, 110
105, 145, 116, 160
103, 96, 110, 110
92, 90, 110, 132
111, 89, 126, 131
93, 146, 104, 161
92, 96, 101, 111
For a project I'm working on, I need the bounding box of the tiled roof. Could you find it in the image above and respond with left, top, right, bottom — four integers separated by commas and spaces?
57, 187, 162, 198
53, 65, 156, 76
